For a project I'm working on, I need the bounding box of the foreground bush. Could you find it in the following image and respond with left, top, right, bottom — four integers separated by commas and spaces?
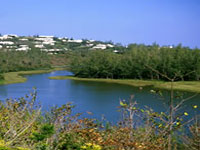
0, 90, 199, 150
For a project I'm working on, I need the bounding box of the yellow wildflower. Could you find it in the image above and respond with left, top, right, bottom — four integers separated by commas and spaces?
193, 105, 198, 109
176, 122, 180, 126
81, 145, 87, 149
93, 144, 101, 150
17, 147, 30, 150
0, 140, 6, 146
86, 143, 92, 146
120, 101, 127, 107
132, 107, 136, 110
184, 112, 189, 116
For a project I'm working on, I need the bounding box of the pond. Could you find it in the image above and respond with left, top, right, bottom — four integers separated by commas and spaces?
0, 70, 199, 123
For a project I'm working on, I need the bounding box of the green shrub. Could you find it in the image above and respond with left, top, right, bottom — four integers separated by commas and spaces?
31, 124, 54, 142
0, 74, 4, 80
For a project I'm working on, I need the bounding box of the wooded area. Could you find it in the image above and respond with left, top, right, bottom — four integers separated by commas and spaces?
70, 44, 200, 81
0, 48, 51, 79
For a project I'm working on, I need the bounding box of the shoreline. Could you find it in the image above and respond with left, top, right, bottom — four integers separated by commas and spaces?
49, 76, 200, 93
0, 68, 66, 85
1, 69, 200, 94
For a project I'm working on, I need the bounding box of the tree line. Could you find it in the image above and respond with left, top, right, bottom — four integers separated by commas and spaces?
70, 44, 200, 81
0, 48, 51, 75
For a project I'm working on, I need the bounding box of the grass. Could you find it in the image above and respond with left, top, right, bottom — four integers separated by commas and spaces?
49, 76, 200, 93
0, 68, 66, 85
2, 69, 200, 93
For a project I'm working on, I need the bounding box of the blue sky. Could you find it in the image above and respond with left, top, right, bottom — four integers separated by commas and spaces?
0, 0, 199, 48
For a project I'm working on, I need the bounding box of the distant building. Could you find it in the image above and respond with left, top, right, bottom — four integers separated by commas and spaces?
0, 41, 14, 45
39, 35, 54, 38
16, 45, 30, 51
68, 39, 83, 43
35, 45, 44, 48
0, 35, 13, 40
86, 44, 94, 47
35, 36, 55, 45
92, 44, 107, 50
107, 44, 114, 48
19, 38, 28, 41
43, 41, 55, 45
113, 50, 119, 53
162, 45, 174, 49
6, 46, 16, 48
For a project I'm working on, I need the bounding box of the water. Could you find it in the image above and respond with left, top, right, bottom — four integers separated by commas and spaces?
0, 70, 199, 123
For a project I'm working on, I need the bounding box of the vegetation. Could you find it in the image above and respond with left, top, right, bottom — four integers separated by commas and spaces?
0, 90, 199, 150
70, 44, 200, 81
0, 69, 63, 85
1, 35, 200, 149
49, 76, 200, 93
0, 49, 51, 73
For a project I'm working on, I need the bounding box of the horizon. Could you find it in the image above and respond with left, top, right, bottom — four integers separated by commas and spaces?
0, 33, 196, 49
0, 0, 199, 48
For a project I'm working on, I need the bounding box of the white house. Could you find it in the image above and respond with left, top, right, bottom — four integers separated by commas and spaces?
35, 36, 55, 45
39, 35, 54, 38
92, 44, 107, 50
113, 50, 119, 53
107, 44, 114, 48
86, 44, 94, 47
41, 49, 48, 52
43, 41, 55, 45
19, 38, 28, 41
35, 45, 44, 48
68, 39, 83, 43
0, 41, 14, 45
0, 35, 13, 40
16, 48, 29, 51
16, 45, 30, 51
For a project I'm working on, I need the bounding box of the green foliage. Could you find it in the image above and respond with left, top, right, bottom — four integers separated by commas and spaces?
35, 143, 49, 150
0, 49, 51, 74
70, 44, 200, 81
55, 133, 83, 150
31, 124, 54, 142
0, 74, 4, 80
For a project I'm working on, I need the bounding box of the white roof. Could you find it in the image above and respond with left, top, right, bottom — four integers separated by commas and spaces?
68, 39, 83, 43
39, 35, 54, 38
0, 41, 14, 45
20, 39, 28, 41
16, 47, 30, 51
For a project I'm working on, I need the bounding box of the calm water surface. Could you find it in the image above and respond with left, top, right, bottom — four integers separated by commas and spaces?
0, 70, 199, 123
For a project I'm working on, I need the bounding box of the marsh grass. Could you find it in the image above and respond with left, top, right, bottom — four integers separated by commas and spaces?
0, 68, 66, 85
49, 76, 200, 93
